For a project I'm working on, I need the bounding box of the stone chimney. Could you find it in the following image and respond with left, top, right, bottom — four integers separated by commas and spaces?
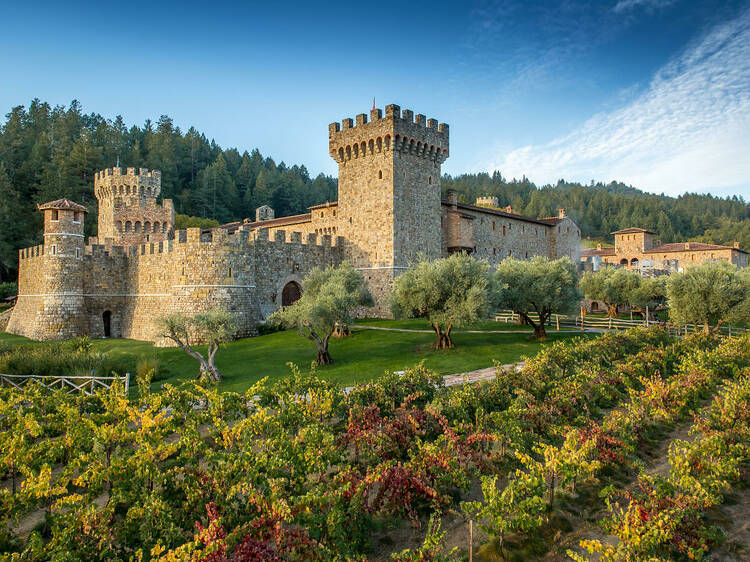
558, 208, 566, 218
255, 205, 275, 222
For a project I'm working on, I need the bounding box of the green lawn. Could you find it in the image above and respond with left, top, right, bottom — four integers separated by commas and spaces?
0, 323, 596, 393
355, 318, 536, 331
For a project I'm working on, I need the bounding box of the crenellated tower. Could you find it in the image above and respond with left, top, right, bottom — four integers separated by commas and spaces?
94, 167, 175, 246
329, 104, 449, 313
7, 199, 88, 340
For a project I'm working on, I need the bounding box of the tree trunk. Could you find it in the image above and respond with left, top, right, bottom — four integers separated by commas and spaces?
431, 323, 454, 349
607, 304, 618, 318
206, 342, 223, 382
533, 323, 546, 340
316, 347, 333, 365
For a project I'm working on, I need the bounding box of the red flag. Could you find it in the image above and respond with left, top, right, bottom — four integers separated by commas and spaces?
372, 97, 376, 110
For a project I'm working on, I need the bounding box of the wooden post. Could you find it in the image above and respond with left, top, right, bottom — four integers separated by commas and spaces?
125, 372, 130, 396
469, 519, 473, 562
645, 305, 649, 327
556, 315, 560, 331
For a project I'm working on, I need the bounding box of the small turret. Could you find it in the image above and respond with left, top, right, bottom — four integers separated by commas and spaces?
33, 198, 88, 339
38, 198, 87, 258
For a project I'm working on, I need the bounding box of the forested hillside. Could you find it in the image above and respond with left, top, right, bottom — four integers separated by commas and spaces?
1, 99, 749, 282
0, 100, 336, 280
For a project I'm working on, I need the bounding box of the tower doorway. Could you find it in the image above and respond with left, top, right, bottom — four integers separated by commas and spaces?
103, 310, 112, 338
281, 281, 302, 306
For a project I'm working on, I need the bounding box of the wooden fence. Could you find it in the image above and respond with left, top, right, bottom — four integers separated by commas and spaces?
0, 372, 130, 395
495, 311, 746, 336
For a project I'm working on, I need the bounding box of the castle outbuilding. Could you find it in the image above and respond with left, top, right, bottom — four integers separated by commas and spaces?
581, 227, 748, 272
8, 104, 581, 342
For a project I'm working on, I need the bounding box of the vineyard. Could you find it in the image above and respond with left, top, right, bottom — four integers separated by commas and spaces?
1, 328, 750, 560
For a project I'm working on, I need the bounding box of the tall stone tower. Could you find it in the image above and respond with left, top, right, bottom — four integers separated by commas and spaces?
329, 104, 449, 313
7, 199, 88, 339
94, 167, 175, 246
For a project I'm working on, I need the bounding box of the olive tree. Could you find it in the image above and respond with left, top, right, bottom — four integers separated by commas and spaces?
494, 257, 581, 340
269, 262, 374, 365
667, 261, 750, 333
627, 276, 667, 320
157, 309, 237, 382
579, 267, 641, 317
391, 252, 493, 349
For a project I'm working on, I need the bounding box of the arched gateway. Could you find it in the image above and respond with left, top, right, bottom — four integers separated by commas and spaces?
281, 281, 302, 306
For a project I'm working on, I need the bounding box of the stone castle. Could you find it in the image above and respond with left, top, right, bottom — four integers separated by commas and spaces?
8, 104, 581, 342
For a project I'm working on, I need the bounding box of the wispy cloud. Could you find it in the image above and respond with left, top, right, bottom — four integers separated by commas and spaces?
613, 0, 677, 14
488, 8, 750, 196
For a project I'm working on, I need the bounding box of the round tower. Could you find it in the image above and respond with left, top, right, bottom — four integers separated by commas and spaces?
35, 199, 88, 339
94, 167, 174, 246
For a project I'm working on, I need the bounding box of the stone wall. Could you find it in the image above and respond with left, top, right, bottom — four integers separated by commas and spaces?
8, 224, 344, 343
552, 217, 582, 262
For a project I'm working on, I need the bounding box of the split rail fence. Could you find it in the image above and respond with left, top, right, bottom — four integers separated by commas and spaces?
0, 372, 130, 395
494, 311, 747, 336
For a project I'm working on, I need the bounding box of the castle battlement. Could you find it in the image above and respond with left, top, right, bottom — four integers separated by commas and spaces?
329, 104, 449, 164
18, 244, 44, 261
95, 167, 161, 180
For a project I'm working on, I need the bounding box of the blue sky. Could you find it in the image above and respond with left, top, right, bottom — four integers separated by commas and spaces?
2, 0, 749, 196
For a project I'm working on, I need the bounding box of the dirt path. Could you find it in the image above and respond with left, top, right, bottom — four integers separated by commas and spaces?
543, 417, 701, 561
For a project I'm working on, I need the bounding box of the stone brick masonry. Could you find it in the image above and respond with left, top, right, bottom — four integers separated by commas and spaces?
8, 104, 581, 342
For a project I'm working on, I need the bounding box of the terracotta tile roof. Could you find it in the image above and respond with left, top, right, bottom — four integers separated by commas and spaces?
218, 213, 312, 233
646, 242, 747, 255
581, 247, 615, 257
37, 198, 88, 213
308, 201, 338, 210
537, 217, 564, 225
611, 227, 656, 235
444, 201, 553, 227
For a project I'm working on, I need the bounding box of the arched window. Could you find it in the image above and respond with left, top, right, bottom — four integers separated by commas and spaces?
368, 139, 374, 154
134, 221, 142, 233
144, 221, 151, 233
428, 176, 432, 184
384, 135, 391, 149
153, 221, 160, 232
338, 147, 344, 161
378, 170, 382, 179
116, 221, 123, 232
163, 223, 168, 232
376, 137, 382, 152
620, 258, 628, 266
630, 258, 639, 266
125, 221, 132, 232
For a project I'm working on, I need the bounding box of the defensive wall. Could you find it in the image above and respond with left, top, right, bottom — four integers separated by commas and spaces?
8, 224, 342, 342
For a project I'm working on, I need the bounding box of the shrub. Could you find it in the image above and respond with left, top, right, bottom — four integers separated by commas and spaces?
137, 353, 167, 382
0, 282, 17, 300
